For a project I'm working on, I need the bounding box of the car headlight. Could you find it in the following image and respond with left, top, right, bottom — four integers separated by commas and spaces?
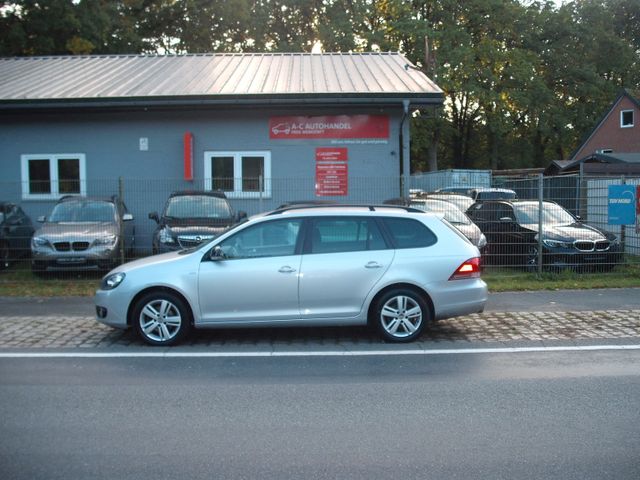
159, 227, 176, 244
31, 236, 50, 249
542, 238, 573, 249
94, 235, 118, 247
101, 272, 126, 290
478, 233, 487, 249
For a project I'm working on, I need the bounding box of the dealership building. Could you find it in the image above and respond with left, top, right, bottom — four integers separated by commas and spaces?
0, 53, 443, 246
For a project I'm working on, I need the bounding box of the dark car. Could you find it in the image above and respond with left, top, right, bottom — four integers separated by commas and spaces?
149, 191, 246, 254
466, 200, 623, 271
0, 202, 34, 270
31, 196, 135, 272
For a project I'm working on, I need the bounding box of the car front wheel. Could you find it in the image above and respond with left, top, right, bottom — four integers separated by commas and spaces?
372, 289, 428, 342
0, 242, 9, 270
133, 291, 192, 346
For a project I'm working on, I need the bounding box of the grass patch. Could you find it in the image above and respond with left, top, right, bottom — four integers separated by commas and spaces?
483, 263, 640, 292
1, 260, 640, 297
0, 261, 100, 297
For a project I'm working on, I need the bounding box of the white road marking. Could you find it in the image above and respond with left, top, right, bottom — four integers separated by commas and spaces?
0, 344, 639, 358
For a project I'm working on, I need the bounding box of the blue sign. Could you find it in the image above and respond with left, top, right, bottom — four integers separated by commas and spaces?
608, 185, 636, 225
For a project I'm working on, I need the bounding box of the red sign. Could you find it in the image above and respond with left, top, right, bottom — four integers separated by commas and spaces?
183, 132, 193, 181
316, 147, 348, 162
316, 147, 348, 196
316, 163, 348, 196
270, 115, 389, 139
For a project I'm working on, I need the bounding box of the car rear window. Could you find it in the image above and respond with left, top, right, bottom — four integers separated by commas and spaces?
382, 217, 437, 249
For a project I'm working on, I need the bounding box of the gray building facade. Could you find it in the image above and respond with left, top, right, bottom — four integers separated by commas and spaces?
1, 53, 443, 250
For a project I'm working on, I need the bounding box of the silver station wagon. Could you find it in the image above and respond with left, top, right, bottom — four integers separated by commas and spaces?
95, 205, 488, 346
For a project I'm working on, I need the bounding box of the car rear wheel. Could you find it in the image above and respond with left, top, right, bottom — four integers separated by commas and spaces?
372, 289, 428, 342
133, 291, 192, 346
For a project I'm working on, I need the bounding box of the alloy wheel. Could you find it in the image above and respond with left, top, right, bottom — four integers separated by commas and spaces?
380, 295, 423, 339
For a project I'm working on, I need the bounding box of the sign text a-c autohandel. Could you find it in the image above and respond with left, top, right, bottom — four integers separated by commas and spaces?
270, 115, 389, 140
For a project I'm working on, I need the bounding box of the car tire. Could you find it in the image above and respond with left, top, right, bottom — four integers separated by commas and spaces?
525, 246, 540, 273
372, 288, 428, 343
0, 242, 9, 270
133, 291, 192, 346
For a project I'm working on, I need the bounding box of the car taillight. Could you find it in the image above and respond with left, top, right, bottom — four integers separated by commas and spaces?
449, 257, 481, 280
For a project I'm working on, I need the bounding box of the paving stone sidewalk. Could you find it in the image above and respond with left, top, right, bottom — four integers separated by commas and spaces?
1, 310, 639, 349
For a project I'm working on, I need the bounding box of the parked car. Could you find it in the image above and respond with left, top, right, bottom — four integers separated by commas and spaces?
0, 202, 34, 270
408, 198, 487, 250
434, 186, 476, 196
423, 192, 475, 213
469, 187, 517, 201
149, 191, 246, 254
31, 196, 134, 273
466, 200, 623, 270
96, 204, 488, 346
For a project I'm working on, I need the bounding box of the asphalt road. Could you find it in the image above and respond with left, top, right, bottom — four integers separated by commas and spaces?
1, 287, 640, 316
1, 350, 639, 479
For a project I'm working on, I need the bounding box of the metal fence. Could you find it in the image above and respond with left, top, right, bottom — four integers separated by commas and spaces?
1, 174, 638, 281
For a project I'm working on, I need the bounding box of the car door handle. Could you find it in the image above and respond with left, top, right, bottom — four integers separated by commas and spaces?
278, 266, 296, 273
365, 261, 383, 269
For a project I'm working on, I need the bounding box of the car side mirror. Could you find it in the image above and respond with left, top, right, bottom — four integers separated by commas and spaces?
209, 245, 226, 261
575, 215, 582, 221
123, 213, 133, 222
236, 210, 247, 222
148, 212, 159, 223
37, 216, 46, 223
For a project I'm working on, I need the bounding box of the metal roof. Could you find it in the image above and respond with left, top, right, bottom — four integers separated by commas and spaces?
0, 53, 443, 110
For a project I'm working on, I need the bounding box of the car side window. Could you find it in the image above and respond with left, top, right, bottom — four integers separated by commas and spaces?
382, 217, 437, 249
309, 217, 388, 254
218, 219, 302, 259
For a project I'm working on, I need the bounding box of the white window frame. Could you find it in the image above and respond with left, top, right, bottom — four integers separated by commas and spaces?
20, 154, 87, 200
620, 109, 634, 128
204, 151, 271, 199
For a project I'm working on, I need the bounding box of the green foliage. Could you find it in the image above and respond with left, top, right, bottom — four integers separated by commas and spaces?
1, 0, 639, 170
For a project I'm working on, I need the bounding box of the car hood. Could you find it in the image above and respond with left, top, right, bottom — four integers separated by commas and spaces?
522, 222, 612, 241
35, 222, 119, 241
115, 250, 188, 273
163, 224, 230, 236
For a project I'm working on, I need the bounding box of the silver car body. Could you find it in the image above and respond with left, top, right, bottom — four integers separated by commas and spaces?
32, 198, 134, 271
96, 208, 487, 332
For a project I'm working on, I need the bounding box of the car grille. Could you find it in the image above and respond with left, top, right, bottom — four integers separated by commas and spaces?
72, 242, 90, 251
177, 235, 214, 248
53, 241, 91, 252
574, 240, 610, 252
53, 242, 70, 252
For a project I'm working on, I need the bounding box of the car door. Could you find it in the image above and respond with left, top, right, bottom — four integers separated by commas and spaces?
197, 218, 304, 324
298, 216, 394, 319
6, 205, 33, 252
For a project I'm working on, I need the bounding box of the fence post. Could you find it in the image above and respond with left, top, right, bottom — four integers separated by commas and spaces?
119, 176, 125, 265
537, 173, 544, 276
621, 175, 626, 256
259, 175, 263, 214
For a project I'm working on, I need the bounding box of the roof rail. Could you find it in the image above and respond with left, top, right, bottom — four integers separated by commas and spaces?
266, 204, 426, 215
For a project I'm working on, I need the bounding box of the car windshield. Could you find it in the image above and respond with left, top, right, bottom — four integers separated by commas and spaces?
513, 202, 575, 225
49, 201, 116, 223
411, 200, 471, 225
164, 195, 232, 219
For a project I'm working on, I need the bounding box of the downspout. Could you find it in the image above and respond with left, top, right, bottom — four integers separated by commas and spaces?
399, 99, 410, 199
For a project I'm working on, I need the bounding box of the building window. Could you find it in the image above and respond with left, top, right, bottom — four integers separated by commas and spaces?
204, 151, 271, 198
621, 110, 634, 128
20, 154, 86, 200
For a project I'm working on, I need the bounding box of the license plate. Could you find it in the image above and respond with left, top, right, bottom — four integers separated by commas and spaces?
57, 257, 87, 264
